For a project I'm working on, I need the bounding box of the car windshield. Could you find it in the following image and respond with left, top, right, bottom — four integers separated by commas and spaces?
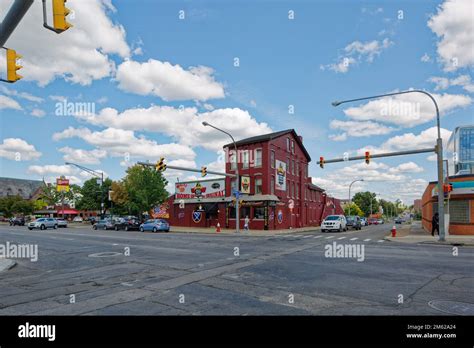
325, 216, 340, 221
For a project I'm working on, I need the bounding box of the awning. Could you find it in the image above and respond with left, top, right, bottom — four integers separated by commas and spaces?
56, 209, 79, 214
173, 194, 280, 204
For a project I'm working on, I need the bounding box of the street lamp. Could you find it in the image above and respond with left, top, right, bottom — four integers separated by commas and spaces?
348, 179, 364, 216
202, 122, 240, 233
332, 89, 445, 241
65, 162, 105, 217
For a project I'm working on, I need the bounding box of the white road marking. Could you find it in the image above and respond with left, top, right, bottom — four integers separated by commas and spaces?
337, 237, 346, 240
350, 237, 358, 241
313, 235, 323, 239
364, 239, 371, 242
303, 235, 312, 239
326, 236, 335, 239
377, 240, 385, 243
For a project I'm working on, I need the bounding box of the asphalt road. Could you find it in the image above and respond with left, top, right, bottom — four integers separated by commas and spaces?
0, 223, 472, 315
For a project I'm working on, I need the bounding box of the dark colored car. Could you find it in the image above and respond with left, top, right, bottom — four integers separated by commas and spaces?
114, 217, 141, 231
93, 219, 114, 230
346, 216, 362, 230
394, 217, 403, 224
9, 217, 25, 226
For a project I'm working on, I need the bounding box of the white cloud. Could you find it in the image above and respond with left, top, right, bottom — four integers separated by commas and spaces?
0, 138, 41, 161
421, 53, 432, 63
0, 0, 130, 86
342, 90, 471, 127
72, 105, 272, 152
53, 126, 196, 161
59, 147, 107, 165
0, 95, 22, 110
388, 162, 424, 174
0, 86, 43, 103
49, 95, 67, 102
328, 133, 348, 142
429, 75, 474, 93
27, 164, 107, 184
115, 60, 225, 101
30, 108, 46, 118
325, 57, 356, 73
428, 0, 474, 71
329, 120, 395, 138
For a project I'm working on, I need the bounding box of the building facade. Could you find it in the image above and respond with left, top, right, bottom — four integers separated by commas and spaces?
421, 174, 474, 235
166, 129, 343, 230
447, 125, 474, 175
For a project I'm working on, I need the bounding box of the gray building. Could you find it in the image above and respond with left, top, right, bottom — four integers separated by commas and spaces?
447, 125, 474, 176
0, 177, 44, 199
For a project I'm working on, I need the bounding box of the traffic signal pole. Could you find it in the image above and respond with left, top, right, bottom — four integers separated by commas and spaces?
0, 0, 34, 47
137, 162, 237, 178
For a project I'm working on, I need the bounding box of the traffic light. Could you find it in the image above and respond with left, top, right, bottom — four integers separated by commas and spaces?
201, 166, 207, 177
52, 0, 73, 32
319, 157, 324, 169
6, 49, 22, 83
155, 157, 166, 172
443, 183, 453, 193
365, 151, 370, 165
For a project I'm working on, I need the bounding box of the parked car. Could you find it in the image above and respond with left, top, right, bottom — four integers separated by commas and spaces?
368, 218, 378, 225
114, 217, 141, 231
73, 216, 83, 223
140, 219, 170, 233
377, 218, 384, 224
9, 217, 25, 226
394, 217, 403, 224
360, 217, 367, 226
88, 216, 97, 225
56, 218, 68, 228
28, 218, 58, 230
93, 219, 114, 230
346, 216, 362, 230
321, 215, 347, 232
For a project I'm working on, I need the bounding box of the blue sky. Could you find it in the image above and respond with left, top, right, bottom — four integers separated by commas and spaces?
0, 0, 473, 203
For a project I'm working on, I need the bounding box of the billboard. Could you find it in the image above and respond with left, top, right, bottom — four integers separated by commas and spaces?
175, 179, 225, 199
56, 177, 70, 192
152, 203, 170, 219
275, 160, 286, 191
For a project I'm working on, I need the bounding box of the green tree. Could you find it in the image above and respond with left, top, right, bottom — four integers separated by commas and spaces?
39, 183, 81, 206
123, 165, 168, 217
110, 180, 129, 215
76, 177, 112, 212
0, 196, 34, 216
352, 191, 379, 217
344, 202, 364, 217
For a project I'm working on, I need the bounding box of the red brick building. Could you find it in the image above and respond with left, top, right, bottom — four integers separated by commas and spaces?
166, 129, 343, 230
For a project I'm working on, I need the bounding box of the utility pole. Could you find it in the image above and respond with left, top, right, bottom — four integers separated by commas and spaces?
0, 0, 34, 47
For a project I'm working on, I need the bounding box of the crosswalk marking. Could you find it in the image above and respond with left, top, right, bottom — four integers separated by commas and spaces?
326, 236, 335, 239
377, 240, 385, 243
350, 237, 358, 241
337, 237, 346, 240
364, 239, 371, 242
303, 235, 312, 238
313, 235, 323, 239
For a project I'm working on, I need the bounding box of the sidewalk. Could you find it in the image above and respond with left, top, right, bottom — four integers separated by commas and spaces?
384, 221, 474, 246
169, 225, 321, 237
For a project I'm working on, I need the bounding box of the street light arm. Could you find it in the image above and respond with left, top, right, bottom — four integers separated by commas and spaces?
65, 162, 103, 180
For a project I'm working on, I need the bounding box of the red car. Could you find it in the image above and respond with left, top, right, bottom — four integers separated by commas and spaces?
368, 218, 378, 225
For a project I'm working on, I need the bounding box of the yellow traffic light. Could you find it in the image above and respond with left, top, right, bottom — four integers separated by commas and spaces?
365, 151, 370, 165
155, 157, 166, 172
52, 0, 73, 32
201, 166, 207, 177
6, 49, 22, 83
319, 156, 324, 169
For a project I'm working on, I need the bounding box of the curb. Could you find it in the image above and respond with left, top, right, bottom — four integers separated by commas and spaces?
0, 258, 16, 272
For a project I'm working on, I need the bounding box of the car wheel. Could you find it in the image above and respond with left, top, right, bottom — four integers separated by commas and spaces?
140, 227, 144, 232
103, 226, 107, 230
338, 227, 342, 232
152, 227, 157, 233
28, 228, 32, 230
54, 224, 58, 229
115, 226, 119, 231
165, 229, 169, 233
40, 224, 45, 230
93, 225, 97, 230
125, 226, 129, 231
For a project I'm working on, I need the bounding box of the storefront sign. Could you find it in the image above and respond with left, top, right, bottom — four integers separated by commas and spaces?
241, 176, 250, 194
275, 160, 287, 191
175, 179, 225, 199
56, 177, 70, 192
192, 211, 202, 223
152, 203, 169, 219
277, 209, 283, 224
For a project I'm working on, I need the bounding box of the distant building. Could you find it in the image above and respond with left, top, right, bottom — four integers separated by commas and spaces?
0, 177, 44, 200
413, 199, 422, 213
166, 129, 343, 230
447, 125, 474, 176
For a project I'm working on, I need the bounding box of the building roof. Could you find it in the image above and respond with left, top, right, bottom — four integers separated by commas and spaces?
0, 177, 44, 200
223, 129, 311, 161
308, 183, 325, 192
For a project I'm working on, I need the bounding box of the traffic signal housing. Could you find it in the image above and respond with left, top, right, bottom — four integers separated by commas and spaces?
443, 183, 453, 193
155, 157, 166, 172
6, 49, 22, 83
201, 166, 207, 177
319, 157, 324, 169
52, 0, 73, 32
365, 151, 370, 165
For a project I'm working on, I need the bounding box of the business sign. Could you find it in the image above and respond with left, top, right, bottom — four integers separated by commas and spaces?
175, 179, 225, 199
152, 203, 169, 219
275, 160, 287, 191
56, 177, 70, 192
432, 181, 474, 196
192, 210, 202, 223
277, 209, 283, 224
241, 176, 250, 194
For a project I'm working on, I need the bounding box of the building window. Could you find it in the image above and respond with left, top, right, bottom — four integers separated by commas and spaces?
242, 150, 249, 169
296, 184, 299, 199
296, 162, 299, 176
287, 180, 290, 197
449, 200, 470, 223
231, 179, 237, 192
240, 206, 251, 219
254, 207, 265, 219
286, 138, 290, 151
286, 158, 290, 173
270, 150, 275, 169
255, 178, 263, 195
230, 150, 237, 170
271, 176, 275, 195
291, 140, 295, 154
255, 149, 262, 167
291, 182, 295, 198
292, 160, 295, 175
229, 207, 236, 219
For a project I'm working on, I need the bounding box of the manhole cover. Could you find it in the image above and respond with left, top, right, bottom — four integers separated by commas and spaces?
428, 300, 474, 315
88, 252, 122, 258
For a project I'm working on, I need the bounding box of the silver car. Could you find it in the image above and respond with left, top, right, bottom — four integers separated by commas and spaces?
28, 218, 58, 230
56, 219, 68, 228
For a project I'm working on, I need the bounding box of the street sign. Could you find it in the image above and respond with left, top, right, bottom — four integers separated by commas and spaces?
233, 190, 240, 199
